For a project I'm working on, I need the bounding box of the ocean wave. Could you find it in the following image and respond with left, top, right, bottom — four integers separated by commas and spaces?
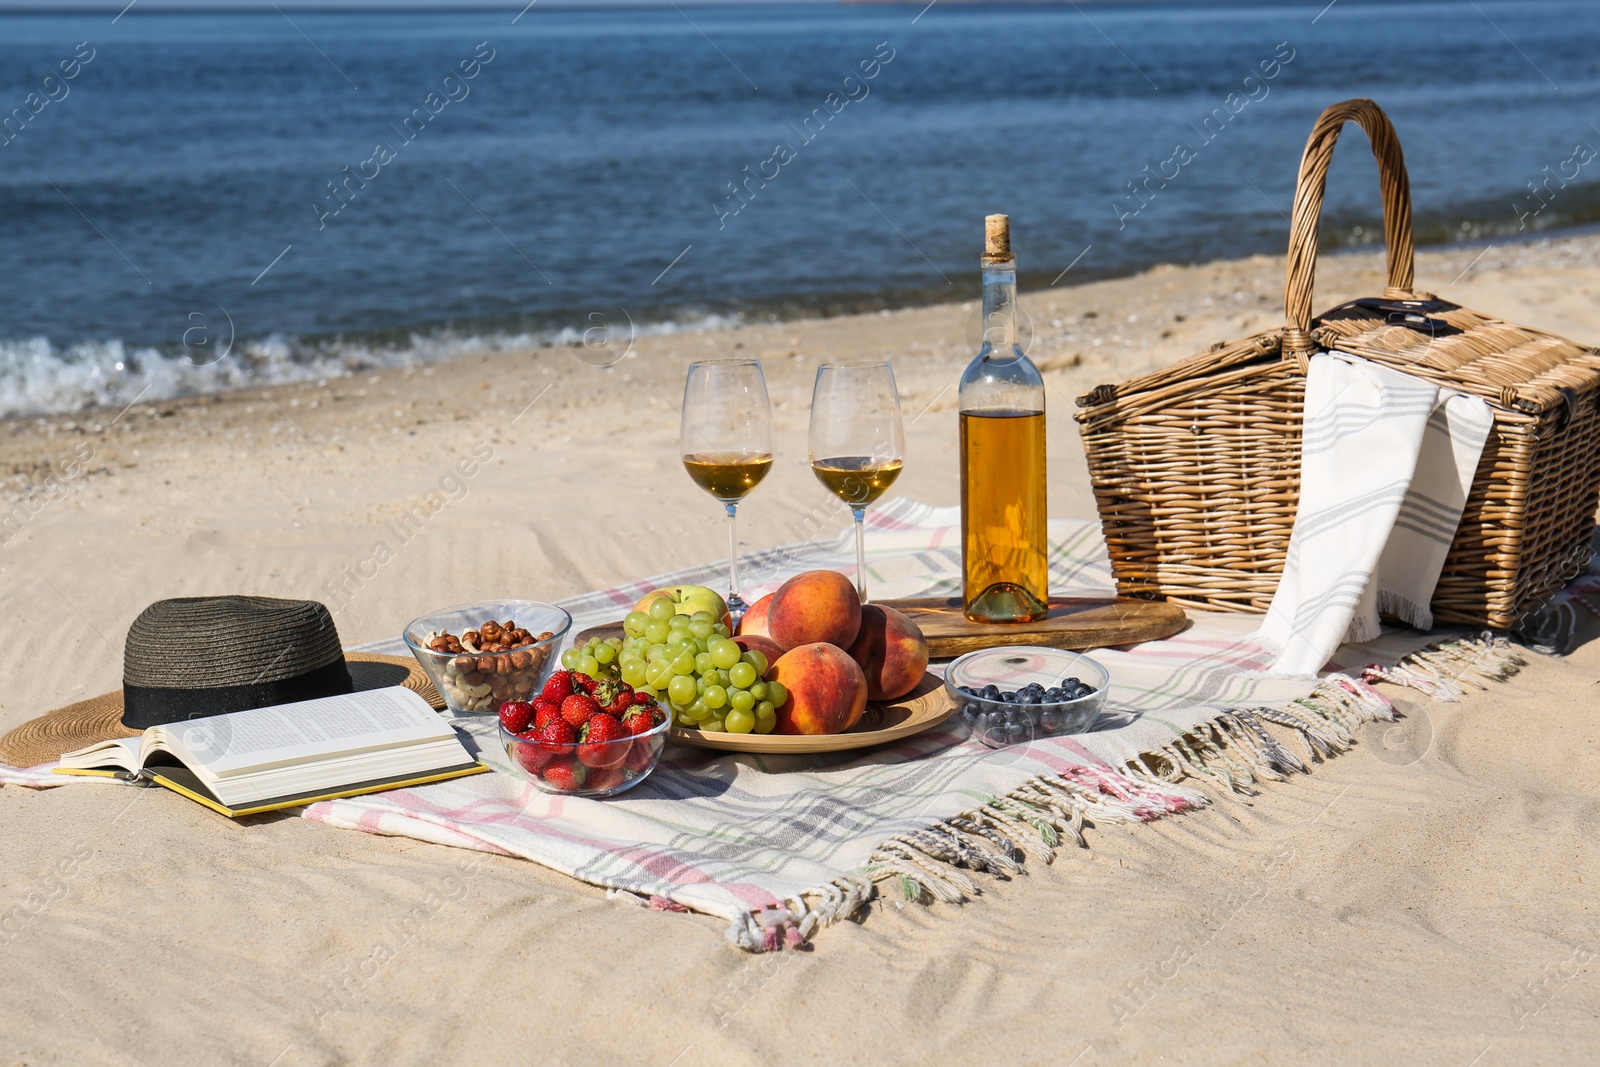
9, 180, 1600, 421
0, 314, 742, 420
1320, 179, 1600, 250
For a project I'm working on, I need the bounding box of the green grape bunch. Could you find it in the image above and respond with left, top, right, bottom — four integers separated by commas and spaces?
563, 597, 788, 734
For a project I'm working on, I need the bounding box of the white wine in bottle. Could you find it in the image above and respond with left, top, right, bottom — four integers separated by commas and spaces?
958, 215, 1049, 623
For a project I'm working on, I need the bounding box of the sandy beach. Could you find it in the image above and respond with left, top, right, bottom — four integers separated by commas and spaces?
4, 237, 1600, 1064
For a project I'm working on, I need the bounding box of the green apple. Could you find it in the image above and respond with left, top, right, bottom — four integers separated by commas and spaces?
634, 585, 729, 626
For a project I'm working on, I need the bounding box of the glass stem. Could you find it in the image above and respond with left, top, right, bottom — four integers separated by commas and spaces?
852, 507, 869, 605
725, 502, 743, 609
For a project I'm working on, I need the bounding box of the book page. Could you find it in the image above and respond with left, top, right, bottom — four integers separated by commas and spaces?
203, 738, 477, 807
57, 736, 143, 772
167, 687, 455, 778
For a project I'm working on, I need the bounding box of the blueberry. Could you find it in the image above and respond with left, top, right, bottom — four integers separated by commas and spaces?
981, 684, 1003, 701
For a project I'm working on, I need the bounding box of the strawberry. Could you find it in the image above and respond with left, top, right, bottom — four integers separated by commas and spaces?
532, 698, 563, 730
577, 713, 628, 768
540, 670, 575, 704
624, 737, 659, 773
499, 700, 535, 734
584, 765, 627, 793
596, 681, 635, 717
622, 710, 656, 738
513, 738, 553, 774
536, 719, 577, 755
574, 672, 600, 695
542, 757, 587, 792
560, 692, 601, 729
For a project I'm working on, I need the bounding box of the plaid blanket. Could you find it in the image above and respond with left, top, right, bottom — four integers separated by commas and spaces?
3, 500, 1532, 949
308, 499, 1523, 949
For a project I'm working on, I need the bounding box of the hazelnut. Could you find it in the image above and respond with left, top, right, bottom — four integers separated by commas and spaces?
510, 651, 530, 670
463, 630, 481, 647
481, 621, 502, 641
452, 655, 474, 672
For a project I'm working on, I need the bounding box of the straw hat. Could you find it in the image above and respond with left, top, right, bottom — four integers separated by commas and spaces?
0, 596, 441, 769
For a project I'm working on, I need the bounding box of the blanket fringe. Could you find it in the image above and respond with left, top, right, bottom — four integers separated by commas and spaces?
1360, 631, 1524, 702
725, 629, 1528, 952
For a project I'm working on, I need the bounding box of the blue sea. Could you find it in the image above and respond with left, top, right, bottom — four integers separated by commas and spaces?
2, 0, 1598, 416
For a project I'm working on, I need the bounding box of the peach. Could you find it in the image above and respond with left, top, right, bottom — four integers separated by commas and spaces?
771, 643, 869, 735
845, 605, 930, 702
766, 570, 862, 651
736, 593, 774, 640
732, 633, 785, 674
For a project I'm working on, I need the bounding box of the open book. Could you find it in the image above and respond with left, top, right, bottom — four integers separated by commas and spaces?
55, 687, 486, 817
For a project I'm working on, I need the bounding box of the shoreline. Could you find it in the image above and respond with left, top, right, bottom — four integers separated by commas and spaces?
6, 225, 1600, 426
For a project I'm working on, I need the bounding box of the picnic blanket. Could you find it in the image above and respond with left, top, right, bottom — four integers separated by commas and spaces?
1, 499, 1535, 951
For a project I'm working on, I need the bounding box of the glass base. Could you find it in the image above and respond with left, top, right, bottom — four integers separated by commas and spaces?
726, 591, 749, 629
964, 583, 1050, 624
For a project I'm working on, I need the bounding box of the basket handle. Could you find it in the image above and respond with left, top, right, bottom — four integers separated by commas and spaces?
1282, 98, 1417, 365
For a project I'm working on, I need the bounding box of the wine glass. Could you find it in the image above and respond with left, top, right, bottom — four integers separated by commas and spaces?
808, 360, 906, 604
680, 359, 774, 621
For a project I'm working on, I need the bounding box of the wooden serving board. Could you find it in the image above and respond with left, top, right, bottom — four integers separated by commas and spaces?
880, 596, 1188, 658
573, 597, 1186, 659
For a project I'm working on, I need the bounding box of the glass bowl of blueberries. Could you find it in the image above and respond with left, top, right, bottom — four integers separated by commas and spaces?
945, 646, 1110, 749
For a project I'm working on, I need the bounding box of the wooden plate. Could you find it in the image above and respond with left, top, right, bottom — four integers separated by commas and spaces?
666, 672, 956, 754
576, 596, 1186, 660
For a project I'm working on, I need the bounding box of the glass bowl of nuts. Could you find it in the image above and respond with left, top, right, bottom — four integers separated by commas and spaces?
403, 601, 571, 715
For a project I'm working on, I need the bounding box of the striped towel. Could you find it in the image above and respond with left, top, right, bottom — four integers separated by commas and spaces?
1255, 353, 1493, 675
5, 500, 1521, 949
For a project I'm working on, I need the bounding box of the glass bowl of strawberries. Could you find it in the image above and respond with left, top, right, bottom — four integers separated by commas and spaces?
497, 668, 671, 797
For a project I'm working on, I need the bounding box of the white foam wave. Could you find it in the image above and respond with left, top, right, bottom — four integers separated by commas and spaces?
0, 313, 743, 419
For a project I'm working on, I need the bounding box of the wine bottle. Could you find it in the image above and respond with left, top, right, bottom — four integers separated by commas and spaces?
958, 215, 1049, 623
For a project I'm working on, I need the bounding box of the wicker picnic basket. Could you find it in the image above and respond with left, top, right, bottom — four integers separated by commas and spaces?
1074, 98, 1600, 630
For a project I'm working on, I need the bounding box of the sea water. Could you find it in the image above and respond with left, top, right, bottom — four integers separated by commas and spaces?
1, 0, 1598, 416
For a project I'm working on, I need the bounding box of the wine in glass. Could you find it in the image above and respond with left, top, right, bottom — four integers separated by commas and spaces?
808, 360, 906, 604
680, 359, 774, 621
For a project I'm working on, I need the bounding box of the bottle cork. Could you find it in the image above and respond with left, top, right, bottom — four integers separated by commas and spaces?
983, 214, 1012, 263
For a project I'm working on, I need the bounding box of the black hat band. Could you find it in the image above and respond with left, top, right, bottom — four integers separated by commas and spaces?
120, 658, 355, 730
